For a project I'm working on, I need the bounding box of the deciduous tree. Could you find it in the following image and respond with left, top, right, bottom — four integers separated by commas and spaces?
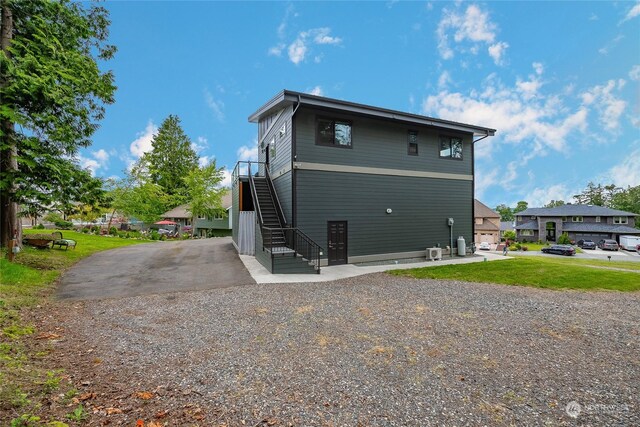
184, 160, 226, 237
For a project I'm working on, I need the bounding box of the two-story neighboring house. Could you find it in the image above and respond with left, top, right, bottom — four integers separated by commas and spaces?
232, 90, 495, 273
474, 199, 501, 245
514, 204, 639, 243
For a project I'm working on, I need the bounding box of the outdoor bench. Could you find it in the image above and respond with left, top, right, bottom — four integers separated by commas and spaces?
51, 231, 77, 250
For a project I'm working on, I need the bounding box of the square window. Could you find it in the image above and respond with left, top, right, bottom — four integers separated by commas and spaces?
316, 118, 352, 148
595, 216, 601, 223
572, 216, 583, 222
439, 136, 463, 160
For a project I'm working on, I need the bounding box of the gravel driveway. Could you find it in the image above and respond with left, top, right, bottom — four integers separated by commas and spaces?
40, 274, 639, 426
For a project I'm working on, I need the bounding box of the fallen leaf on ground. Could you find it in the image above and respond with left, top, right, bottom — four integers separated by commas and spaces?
79, 392, 97, 401
147, 422, 163, 427
106, 407, 123, 415
35, 332, 61, 340
135, 391, 154, 400
155, 410, 169, 419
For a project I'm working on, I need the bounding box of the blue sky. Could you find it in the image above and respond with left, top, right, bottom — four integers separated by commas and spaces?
80, 1, 640, 209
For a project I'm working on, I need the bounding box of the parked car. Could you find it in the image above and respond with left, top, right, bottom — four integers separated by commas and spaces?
597, 239, 619, 251
576, 239, 596, 250
478, 242, 491, 251
541, 244, 576, 256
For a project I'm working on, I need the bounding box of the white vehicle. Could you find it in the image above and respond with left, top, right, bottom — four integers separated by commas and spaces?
619, 235, 640, 251
478, 242, 491, 251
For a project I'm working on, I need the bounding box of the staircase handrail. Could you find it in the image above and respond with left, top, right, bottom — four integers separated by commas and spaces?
262, 226, 323, 272
264, 165, 288, 228
247, 162, 264, 226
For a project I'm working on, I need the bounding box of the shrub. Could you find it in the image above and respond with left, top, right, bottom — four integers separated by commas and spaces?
81, 227, 89, 234
515, 243, 522, 250
91, 226, 100, 234
557, 232, 571, 245
150, 231, 160, 240
109, 226, 118, 236
34, 224, 45, 230
521, 245, 529, 251
503, 230, 516, 241
54, 220, 73, 230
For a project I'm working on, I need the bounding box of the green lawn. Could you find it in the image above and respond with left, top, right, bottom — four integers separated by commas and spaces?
390, 256, 640, 291
1, 230, 150, 424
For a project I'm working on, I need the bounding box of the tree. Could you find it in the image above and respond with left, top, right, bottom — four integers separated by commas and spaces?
183, 161, 226, 237
142, 115, 198, 200
495, 204, 514, 222
610, 185, 640, 218
513, 201, 529, 214
544, 200, 565, 208
0, 0, 116, 248
108, 164, 171, 225
573, 182, 620, 206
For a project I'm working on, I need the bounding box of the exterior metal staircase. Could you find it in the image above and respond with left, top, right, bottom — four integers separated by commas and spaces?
243, 162, 322, 274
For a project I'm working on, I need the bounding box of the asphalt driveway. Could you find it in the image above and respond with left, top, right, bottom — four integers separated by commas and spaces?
58, 237, 255, 300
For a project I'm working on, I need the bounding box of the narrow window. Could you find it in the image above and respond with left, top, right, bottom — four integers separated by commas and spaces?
269, 137, 276, 159
595, 216, 601, 223
316, 117, 352, 148
279, 123, 286, 139
439, 136, 463, 159
572, 216, 583, 222
407, 130, 418, 155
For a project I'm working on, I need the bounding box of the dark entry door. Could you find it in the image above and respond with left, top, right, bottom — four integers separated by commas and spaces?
327, 221, 347, 265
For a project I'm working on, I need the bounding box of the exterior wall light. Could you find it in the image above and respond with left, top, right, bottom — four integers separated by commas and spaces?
386, 208, 393, 214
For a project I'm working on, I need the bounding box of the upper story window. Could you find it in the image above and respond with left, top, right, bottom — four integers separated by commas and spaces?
407, 131, 418, 155
562, 217, 568, 221
595, 216, 601, 223
278, 124, 286, 139
530, 216, 536, 219
572, 216, 583, 222
269, 137, 276, 159
613, 216, 628, 224
317, 118, 352, 148
439, 136, 463, 160
475, 218, 483, 225
517, 216, 522, 221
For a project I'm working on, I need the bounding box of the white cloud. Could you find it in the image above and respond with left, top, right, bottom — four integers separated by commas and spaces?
77, 149, 110, 176
621, 3, 640, 23
532, 62, 544, 75
312, 27, 342, 45
130, 121, 157, 158
288, 37, 307, 64
237, 145, 258, 162
580, 79, 627, 131
198, 156, 210, 168
438, 71, 452, 89
93, 149, 109, 162
219, 169, 232, 188
523, 184, 575, 207
488, 41, 508, 65
268, 43, 285, 57
192, 136, 208, 153
598, 34, 624, 55
598, 146, 640, 188
422, 69, 589, 157
307, 86, 324, 96
629, 65, 640, 81
437, 4, 507, 64
589, 13, 598, 21
204, 89, 225, 122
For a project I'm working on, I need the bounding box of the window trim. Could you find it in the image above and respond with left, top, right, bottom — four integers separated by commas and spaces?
613, 216, 628, 224
438, 135, 463, 160
572, 216, 583, 222
520, 230, 534, 236
595, 216, 601, 223
407, 130, 418, 156
315, 116, 353, 149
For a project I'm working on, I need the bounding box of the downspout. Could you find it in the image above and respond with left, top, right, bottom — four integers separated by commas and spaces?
471, 132, 490, 252
291, 95, 301, 228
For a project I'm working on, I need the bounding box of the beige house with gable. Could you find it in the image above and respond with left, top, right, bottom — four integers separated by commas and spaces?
474, 199, 501, 245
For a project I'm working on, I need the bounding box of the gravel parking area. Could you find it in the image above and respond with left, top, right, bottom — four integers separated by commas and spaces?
38, 274, 639, 426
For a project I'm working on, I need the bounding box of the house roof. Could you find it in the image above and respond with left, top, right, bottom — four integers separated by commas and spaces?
161, 193, 232, 219
474, 199, 500, 219
249, 90, 496, 137
476, 222, 500, 232
500, 221, 515, 231
517, 204, 638, 217
515, 221, 538, 230
561, 223, 640, 234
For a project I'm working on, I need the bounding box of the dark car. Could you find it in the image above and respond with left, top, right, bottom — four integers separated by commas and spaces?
597, 239, 619, 251
541, 244, 576, 256
577, 239, 596, 250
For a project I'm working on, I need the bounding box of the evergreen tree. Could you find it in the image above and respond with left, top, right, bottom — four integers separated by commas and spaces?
494, 204, 514, 222
142, 115, 198, 200
0, 0, 116, 247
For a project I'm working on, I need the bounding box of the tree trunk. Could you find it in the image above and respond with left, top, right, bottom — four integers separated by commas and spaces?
0, 1, 19, 250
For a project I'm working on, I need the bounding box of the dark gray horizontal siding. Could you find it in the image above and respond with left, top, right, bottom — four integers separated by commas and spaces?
254, 225, 272, 272
273, 171, 292, 224
295, 108, 473, 175
272, 254, 316, 274
258, 105, 293, 174
296, 170, 473, 258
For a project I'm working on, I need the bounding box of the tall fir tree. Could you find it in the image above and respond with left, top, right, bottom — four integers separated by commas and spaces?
142, 115, 198, 201
0, 0, 116, 247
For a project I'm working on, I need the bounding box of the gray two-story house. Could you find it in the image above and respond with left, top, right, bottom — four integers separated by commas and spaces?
232, 90, 495, 273
514, 204, 639, 243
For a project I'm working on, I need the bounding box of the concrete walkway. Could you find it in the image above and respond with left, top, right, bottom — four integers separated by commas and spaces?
240, 251, 510, 284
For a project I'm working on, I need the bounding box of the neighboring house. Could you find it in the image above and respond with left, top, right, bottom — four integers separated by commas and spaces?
474, 199, 500, 245
162, 192, 232, 237
232, 90, 495, 273
514, 204, 639, 243
500, 221, 515, 239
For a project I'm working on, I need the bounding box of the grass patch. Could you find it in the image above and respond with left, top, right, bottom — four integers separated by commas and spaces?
390, 257, 640, 291
1, 230, 149, 424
